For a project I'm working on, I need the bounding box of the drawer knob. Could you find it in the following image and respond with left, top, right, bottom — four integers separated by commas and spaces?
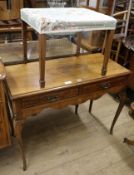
100, 82, 111, 89
47, 96, 59, 102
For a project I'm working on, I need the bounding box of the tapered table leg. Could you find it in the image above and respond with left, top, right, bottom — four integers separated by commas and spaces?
75, 104, 79, 115
110, 90, 126, 134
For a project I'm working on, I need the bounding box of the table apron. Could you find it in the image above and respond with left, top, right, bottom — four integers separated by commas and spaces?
12, 82, 127, 120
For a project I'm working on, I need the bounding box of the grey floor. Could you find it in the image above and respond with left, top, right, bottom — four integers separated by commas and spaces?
0, 94, 134, 175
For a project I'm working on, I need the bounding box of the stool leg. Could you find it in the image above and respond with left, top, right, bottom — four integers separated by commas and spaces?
110, 90, 126, 134
15, 121, 27, 171
22, 21, 28, 63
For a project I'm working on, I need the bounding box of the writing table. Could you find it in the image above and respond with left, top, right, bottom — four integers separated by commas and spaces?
3, 7, 126, 170
4, 53, 131, 170
21, 8, 117, 87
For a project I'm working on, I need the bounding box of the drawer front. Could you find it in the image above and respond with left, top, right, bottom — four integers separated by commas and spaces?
79, 77, 127, 95
22, 87, 78, 108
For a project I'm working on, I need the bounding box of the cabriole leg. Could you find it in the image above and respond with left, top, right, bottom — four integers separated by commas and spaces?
15, 121, 27, 171
110, 90, 126, 134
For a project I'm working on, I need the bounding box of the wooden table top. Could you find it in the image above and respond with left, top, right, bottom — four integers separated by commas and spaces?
5, 53, 130, 99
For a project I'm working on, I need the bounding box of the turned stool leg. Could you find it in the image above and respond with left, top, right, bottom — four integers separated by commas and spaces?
15, 121, 27, 171
22, 21, 28, 63
110, 90, 126, 134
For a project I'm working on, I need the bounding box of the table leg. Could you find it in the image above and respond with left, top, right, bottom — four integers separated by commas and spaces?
38, 34, 46, 88
124, 138, 134, 145
22, 21, 28, 63
110, 90, 126, 134
102, 30, 115, 75
15, 121, 27, 171
75, 104, 79, 115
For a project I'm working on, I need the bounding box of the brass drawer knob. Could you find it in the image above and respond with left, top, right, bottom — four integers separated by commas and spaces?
47, 96, 59, 102
100, 82, 111, 90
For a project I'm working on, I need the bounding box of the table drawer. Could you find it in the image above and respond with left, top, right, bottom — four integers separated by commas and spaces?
22, 87, 78, 108
79, 77, 127, 95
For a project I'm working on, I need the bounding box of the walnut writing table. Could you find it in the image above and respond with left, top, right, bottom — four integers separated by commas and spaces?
3, 8, 131, 170
4, 54, 130, 170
